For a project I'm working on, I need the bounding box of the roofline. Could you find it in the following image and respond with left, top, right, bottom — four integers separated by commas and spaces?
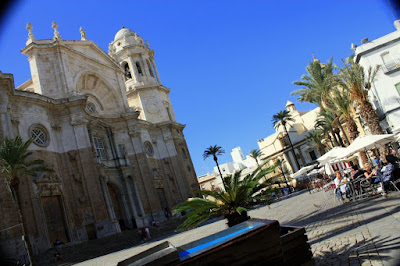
355, 36, 400, 63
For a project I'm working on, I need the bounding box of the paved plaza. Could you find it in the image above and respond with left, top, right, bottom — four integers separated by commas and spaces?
38, 189, 400, 266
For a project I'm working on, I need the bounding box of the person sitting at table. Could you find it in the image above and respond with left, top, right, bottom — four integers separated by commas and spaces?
381, 155, 396, 197
363, 163, 379, 185
334, 171, 350, 201
351, 165, 364, 180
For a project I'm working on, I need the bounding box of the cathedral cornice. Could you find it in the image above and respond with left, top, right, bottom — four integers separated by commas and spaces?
126, 84, 170, 97
21, 39, 124, 73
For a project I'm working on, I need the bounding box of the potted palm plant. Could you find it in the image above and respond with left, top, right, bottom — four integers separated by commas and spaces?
173, 162, 277, 231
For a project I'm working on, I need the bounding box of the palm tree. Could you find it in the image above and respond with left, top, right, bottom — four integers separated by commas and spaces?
249, 149, 263, 166
305, 130, 326, 156
292, 56, 335, 109
337, 57, 384, 135
272, 110, 300, 170
329, 88, 359, 141
0, 136, 54, 265
203, 145, 225, 179
316, 109, 345, 147
314, 121, 335, 149
173, 162, 277, 230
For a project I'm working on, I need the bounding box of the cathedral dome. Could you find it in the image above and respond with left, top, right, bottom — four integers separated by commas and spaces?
114, 28, 136, 41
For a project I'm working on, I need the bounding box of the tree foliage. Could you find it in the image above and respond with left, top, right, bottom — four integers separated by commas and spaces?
249, 149, 263, 166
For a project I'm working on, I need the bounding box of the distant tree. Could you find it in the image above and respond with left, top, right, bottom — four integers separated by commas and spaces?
249, 149, 263, 166
316, 109, 345, 147
173, 162, 277, 230
0, 136, 54, 266
203, 145, 225, 180
272, 110, 300, 170
305, 130, 326, 156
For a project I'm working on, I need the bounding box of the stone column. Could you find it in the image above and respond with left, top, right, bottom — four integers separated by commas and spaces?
99, 175, 121, 233
151, 59, 161, 84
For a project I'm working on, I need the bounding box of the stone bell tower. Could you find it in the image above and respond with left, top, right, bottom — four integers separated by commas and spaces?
109, 28, 176, 123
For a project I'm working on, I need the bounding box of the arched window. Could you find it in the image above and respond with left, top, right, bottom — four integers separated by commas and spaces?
166, 105, 173, 121
136, 62, 143, 77
124, 63, 132, 80
146, 60, 154, 77
151, 61, 159, 83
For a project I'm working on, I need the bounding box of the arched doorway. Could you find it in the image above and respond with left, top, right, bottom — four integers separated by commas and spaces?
41, 195, 69, 245
107, 183, 126, 230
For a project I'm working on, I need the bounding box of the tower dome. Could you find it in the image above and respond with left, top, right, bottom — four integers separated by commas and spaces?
109, 27, 145, 55
114, 27, 136, 41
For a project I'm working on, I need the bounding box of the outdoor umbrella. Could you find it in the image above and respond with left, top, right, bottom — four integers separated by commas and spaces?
335, 134, 396, 161
317, 147, 348, 164
292, 164, 317, 179
307, 168, 324, 176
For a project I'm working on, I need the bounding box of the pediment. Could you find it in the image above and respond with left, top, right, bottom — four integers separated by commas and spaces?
63, 42, 121, 71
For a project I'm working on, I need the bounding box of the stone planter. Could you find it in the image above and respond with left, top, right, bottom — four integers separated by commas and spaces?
280, 225, 314, 265
117, 219, 313, 266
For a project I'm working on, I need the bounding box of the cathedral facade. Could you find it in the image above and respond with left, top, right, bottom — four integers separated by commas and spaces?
0, 23, 199, 261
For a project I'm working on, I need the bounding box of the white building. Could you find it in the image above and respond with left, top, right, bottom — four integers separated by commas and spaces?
213, 146, 258, 178
198, 147, 258, 192
354, 20, 400, 137
257, 101, 321, 175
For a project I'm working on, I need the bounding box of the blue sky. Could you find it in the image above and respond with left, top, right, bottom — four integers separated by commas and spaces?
0, 0, 396, 175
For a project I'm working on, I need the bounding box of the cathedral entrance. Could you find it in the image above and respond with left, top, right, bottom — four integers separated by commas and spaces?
107, 183, 126, 230
41, 195, 69, 245
156, 188, 168, 210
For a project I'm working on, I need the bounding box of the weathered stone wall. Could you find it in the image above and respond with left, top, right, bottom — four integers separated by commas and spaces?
0, 27, 200, 261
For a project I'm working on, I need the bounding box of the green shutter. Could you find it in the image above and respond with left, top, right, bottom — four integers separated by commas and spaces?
396, 83, 400, 96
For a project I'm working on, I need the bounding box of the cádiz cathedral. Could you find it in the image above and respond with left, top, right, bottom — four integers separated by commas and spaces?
0, 22, 199, 261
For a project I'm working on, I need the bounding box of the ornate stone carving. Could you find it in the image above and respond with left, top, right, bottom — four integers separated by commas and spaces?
26, 22, 35, 44
52, 21, 62, 40
34, 172, 63, 197
152, 168, 164, 188
80, 27, 87, 41
82, 212, 94, 225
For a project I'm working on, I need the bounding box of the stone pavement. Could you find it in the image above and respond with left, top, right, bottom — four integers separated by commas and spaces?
38, 189, 400, 265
